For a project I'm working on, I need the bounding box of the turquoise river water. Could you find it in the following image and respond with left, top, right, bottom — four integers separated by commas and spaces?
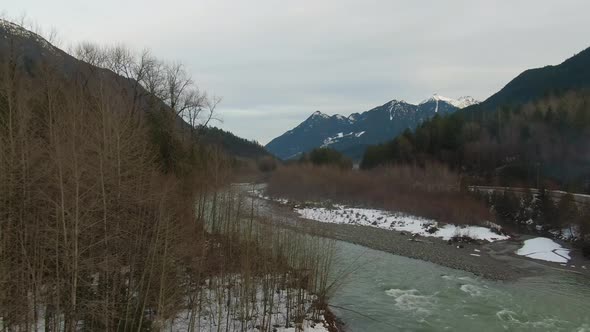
329, 241, 590, 332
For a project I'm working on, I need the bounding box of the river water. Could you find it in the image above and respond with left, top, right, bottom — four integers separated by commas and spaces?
241, 184, 590, 331
329, 241, 590, 332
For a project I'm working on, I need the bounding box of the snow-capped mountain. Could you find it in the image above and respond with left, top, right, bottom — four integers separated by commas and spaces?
419, 94, 479, 110
265, 95, 479, 161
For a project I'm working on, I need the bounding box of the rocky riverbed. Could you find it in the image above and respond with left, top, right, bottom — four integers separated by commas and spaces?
246, 186, 590, 281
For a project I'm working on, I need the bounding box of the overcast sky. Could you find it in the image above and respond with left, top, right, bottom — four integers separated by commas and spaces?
4, 1, 590, 144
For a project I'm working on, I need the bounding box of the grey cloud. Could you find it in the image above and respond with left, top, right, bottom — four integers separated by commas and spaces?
6, 0, 590, 143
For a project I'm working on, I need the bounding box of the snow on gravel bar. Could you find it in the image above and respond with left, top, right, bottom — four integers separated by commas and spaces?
516, 237, 571, 263
295, 205, 509, 242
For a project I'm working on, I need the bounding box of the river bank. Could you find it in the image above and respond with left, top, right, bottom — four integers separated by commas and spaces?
247, 186, 590, 281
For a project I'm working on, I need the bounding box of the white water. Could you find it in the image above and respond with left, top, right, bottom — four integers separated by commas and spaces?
330, 242, 590, 331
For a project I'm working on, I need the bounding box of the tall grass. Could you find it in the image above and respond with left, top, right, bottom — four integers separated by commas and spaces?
171, 187, 337, 331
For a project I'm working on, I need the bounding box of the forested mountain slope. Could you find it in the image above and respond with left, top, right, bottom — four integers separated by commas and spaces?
362, 90, 590, 191
475, 47, 590, 111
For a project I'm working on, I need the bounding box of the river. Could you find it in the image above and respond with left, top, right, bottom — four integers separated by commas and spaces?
241, 184, 590, 331
329, 241, 590, 331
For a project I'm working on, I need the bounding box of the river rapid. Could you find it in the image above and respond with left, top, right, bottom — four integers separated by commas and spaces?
330, 241, 590, 331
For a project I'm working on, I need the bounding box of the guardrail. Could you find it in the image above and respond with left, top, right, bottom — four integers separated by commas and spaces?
468, 185, 590, 206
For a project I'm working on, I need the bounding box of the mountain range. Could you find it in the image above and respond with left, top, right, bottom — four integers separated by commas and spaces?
267, 46, 590, 162
265, 95, 479, 160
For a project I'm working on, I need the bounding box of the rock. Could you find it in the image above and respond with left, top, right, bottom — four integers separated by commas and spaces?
400, 232, 406, 236
426, 226, 439, 234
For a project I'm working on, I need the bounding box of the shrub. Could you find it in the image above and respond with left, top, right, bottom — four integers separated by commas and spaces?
300, 147, 353, 169
267, 163, 492, 225
258, 156, 278, 172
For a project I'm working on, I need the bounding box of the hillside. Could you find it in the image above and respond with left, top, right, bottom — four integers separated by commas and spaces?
200, 126, 272, 159
469, 47, 590, 112
266, 95, 478, 161
0, 19, 266, 161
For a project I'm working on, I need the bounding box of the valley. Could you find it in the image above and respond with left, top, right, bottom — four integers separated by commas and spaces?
2, 3, 590, 331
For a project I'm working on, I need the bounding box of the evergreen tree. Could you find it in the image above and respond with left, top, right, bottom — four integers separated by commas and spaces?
533, 189, 558, 228
494, 191, 520, 226
557, 193, 578, 236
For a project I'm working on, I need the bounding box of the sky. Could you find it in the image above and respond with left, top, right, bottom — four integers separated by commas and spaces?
3, 1, 590, 144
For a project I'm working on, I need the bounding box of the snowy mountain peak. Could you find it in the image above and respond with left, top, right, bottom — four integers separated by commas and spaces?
388, 99, 408, 105
348, 113, 360, 122
310, 110, 329, 119
455, 96, 480, 108
420, 93, 455, 105
420, 94, 479, 109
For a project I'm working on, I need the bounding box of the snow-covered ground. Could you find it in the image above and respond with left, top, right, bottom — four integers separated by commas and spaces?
248, 187, 509, 242
167, 276, 330, 332
515, 237, 571, 263
250, 188, 290, 205
295, 205, 509, 242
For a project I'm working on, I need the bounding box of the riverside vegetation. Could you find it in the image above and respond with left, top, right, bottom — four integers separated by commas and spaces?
0, 19, 335, 331
267, 150, 590, 256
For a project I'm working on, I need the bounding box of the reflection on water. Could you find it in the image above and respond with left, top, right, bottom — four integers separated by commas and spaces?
329, 242, 590, 332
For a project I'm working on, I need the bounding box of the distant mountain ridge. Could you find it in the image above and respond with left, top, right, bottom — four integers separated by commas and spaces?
266, 95, 479, 160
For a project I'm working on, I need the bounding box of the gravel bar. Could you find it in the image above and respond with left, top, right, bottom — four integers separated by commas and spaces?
250, 193, 590, 281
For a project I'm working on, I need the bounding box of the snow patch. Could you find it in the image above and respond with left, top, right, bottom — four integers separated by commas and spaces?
321, 131, 366, 146
516, 237, 570, 263
295, 205, 509, 242
249, 188, 290, 205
